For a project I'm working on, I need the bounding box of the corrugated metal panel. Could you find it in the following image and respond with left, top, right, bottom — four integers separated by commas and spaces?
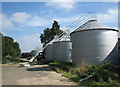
52, 42, 60, 61
45, 44, 53, 60
52, 34, 72, 62
73, 20, 118, 33
71, 30, 118, 65
59, 35, 71, 42
58, 41, 72, 62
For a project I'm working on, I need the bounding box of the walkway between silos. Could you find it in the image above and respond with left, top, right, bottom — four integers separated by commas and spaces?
2, 64, 77, 85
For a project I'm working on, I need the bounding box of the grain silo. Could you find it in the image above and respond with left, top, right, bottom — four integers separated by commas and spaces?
52, 41, 60, 61
44, 35, 62, 61
58, 35, 72, 62
44, 43, 53, 60
52, 34, 65, 61
44, 35, 59, 61
52, 34, 72, 62
71, 19, 118, 65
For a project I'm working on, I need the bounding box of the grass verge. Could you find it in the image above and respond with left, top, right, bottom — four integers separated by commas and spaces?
41, 60, 120, 87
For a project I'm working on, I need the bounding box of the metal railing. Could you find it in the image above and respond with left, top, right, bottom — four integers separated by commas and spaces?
65, 12, 97, 33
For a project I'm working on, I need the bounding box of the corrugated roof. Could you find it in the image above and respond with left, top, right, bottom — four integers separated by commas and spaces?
59, 34, 70, 42
72, 19, 118, 33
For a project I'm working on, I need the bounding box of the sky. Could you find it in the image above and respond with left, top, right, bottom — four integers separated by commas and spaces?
1, 1, 119, 52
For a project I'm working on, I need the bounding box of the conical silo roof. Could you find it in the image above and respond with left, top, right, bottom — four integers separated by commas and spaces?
71, 19, 118, 34
59, 34, 70, 42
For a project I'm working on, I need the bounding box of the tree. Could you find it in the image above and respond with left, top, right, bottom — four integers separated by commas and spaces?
40, 20, 64, 47
2, 36, 14, 57
2, 36, 21, 57
51, 20, 60, 35
13, 42, 21, 56
21, 52, 32, 58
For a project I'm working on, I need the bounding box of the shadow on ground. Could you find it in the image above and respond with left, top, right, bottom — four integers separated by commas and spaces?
26, 66, 53, 71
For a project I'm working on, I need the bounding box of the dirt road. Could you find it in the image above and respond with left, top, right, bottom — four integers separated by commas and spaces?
2, 64, 77, 85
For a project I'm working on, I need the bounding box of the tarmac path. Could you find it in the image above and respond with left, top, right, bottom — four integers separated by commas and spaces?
2, 63, 77, 85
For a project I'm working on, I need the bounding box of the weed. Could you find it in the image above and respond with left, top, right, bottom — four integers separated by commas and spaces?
40, 60, 120, 87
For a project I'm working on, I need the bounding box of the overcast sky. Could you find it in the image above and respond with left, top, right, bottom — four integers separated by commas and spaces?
1, 1, 119, 52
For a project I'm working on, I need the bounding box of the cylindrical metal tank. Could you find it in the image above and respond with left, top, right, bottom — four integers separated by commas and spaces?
71, 19, 118, 65
45, 44, 53, 60
52, 35, 72, 62
52, 41, 60, 61
58, 41, 72, 62
58, 35, 72, 62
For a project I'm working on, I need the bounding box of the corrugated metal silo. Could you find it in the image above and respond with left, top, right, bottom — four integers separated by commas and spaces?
44, 44, 53, 60
71, 19, 118, 65
52, 34, 72, 62
44, 35, 60, 61
58, 35, 72, 62
52, 41, 60, 61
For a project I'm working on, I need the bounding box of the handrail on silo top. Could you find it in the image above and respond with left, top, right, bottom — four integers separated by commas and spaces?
42, 32, 66, 51
66, 12, 97, 33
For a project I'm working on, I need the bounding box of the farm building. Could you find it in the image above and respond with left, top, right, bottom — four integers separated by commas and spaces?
71, 19, 118, 65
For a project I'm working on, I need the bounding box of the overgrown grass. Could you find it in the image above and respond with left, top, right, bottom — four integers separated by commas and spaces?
88, 81, 120, 87
80, 63, 120, 86
41, 60, 120, 86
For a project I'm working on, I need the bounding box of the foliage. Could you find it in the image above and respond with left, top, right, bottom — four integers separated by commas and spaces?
13, 42, 21, 57
2, 35, 21, 63
21, 52, 32, 58
2, 57, 21, 64
88, 81, 120, 87
41, 60, 120, 86
27, 57, 32, 60
40, 20, 65, 47
49, 61, 61, 66
2, 36, 21, 57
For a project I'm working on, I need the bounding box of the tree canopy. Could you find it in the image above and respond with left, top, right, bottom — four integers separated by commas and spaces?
2, 36, 21, 57
40, 20, 64, 47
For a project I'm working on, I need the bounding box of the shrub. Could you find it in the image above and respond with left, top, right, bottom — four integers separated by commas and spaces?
89, 82, 111, 87
42, 61, 120, 86
27, 57, 32, 60
75, 65, 88, 77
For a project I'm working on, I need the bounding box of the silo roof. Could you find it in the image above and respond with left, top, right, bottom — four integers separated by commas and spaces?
71, 19, 118, 34
59, 34, 70, 42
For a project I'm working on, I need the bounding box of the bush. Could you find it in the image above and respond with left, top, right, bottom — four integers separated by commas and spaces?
39, 60, 120, 86
27, 57, 32, 60
75, 65, 88, 77
2, 57, 21, 64
89, 82, 111, 87
89, 81, 120, 87
49, 61, 61, 66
